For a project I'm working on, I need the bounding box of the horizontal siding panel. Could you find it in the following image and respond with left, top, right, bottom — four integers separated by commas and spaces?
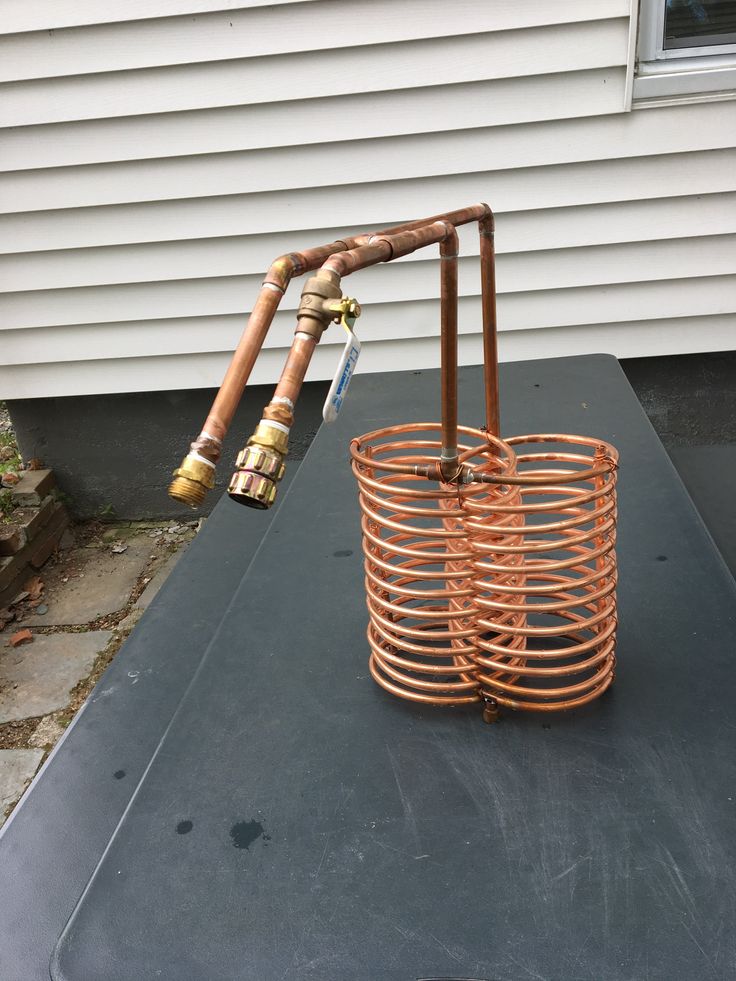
3, 277, 734, 366
1, 314, 732, 399
1, 236, 733, 330
0, 68, 625, 172
0, 21, 627, 128
3, 193, 735, 294
4, 102, 735, 207
0, 0, 628, 82
4, 150, 735, 254
0, 1, 318, 35
1, 3, 732, 400
498, 315, 736, 364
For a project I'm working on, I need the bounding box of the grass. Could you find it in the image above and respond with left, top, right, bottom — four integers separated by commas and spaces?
0, 489, 18, 522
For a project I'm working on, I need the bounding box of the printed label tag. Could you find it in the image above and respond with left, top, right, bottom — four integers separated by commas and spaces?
322, 325, 361, 423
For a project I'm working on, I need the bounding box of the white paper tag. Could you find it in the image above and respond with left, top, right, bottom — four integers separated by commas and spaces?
322, 325, 361, 423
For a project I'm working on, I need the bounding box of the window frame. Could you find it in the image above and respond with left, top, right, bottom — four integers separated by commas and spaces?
632, 0, 736, 107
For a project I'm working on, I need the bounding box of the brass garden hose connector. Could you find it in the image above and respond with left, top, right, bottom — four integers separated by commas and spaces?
169, 454, 216, 508
228, 419, 289, 509
228, 469, 278, 509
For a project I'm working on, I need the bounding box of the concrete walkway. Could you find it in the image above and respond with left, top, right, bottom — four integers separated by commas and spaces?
0, 519, 197, 826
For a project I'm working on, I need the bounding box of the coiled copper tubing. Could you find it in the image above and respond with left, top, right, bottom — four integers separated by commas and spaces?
464, 435, 618, 714
350, 423, 518, 706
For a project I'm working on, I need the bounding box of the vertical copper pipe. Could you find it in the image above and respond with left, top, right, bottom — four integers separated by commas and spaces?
479, 207, 500, 437
271, 332, 318, 407
199, 283, 285, 458
439, 225, 459, 480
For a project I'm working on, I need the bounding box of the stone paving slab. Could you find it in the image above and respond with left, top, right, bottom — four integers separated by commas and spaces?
114, 546, 190, 636
134, 544, 189, 612
23, 541, 153, 626
0, 630, 112, 723
0, 748, 44, 825
28, 715, 67, 749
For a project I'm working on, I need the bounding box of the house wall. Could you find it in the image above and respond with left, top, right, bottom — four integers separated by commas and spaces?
1, 0, 735, 401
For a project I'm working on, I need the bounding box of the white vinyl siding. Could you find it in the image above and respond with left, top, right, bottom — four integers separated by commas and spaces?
0, 0, 734, 399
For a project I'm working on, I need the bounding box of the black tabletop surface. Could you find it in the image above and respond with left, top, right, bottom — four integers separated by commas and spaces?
4, 355, 736, 981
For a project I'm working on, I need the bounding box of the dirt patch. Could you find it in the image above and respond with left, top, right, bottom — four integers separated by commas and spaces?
0, 519, 198, 758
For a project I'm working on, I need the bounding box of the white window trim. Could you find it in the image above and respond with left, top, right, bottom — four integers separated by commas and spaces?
629, 0, 736, 108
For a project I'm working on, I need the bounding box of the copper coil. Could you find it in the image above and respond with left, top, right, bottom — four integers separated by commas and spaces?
464, 434, 619, 714
350, 423, 518, 706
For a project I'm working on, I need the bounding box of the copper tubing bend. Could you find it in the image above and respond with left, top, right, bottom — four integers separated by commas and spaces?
169, 203, 496, 505
258, 221, 464, 475
224, 220, 468, 509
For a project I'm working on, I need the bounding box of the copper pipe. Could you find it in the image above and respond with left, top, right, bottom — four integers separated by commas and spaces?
366, 202, 491, 244
322, 220, 456, 277
439, 226, 459, 480
479, 207, 500, 436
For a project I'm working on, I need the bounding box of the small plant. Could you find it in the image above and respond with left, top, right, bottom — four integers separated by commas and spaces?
0, 488, 18, 522
0, 431, 21, 477
0, 407, 23, 484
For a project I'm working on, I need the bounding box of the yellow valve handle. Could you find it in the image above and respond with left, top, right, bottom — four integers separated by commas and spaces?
325, 297, 361, 332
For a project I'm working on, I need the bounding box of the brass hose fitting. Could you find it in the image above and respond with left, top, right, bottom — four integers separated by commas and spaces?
168, 454, 216, 508
228, 419, 289, 509
247, 420, 289, 456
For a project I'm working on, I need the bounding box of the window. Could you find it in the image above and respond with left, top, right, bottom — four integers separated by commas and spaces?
634, 0, 736, 105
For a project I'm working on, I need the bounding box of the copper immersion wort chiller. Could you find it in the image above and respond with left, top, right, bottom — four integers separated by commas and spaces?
169, 204, 619, 722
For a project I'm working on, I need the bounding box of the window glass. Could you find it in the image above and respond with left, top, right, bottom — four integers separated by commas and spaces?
664, 0, 736, 49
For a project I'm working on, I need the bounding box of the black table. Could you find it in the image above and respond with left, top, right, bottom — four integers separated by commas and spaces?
2, 355, 735, 981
